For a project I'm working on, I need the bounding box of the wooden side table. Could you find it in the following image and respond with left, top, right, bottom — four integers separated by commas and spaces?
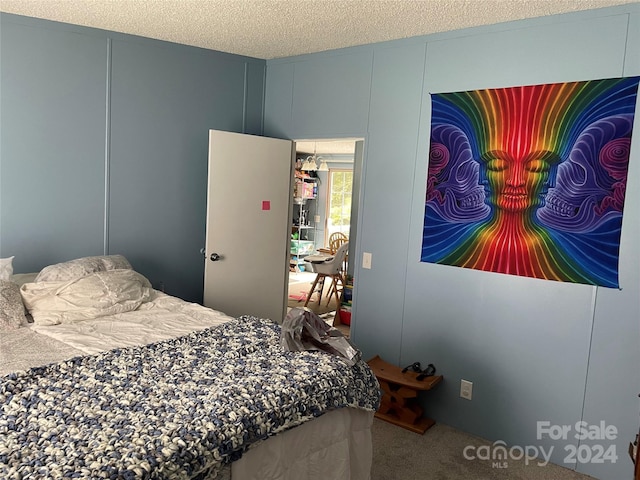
367, 355, 443, 434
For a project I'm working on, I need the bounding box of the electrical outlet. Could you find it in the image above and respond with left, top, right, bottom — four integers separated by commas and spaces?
362, 252, 372, 269
460, 379, 473, 400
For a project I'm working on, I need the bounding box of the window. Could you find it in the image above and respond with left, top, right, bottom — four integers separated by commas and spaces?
326, 169, 353, 244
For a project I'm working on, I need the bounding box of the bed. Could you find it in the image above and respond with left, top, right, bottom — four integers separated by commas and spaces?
0, 255, 381, 480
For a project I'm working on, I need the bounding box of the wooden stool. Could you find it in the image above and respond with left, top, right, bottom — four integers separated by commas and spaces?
367, 355, 443, 434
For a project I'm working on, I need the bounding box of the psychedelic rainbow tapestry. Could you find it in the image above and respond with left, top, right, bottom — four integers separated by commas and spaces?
421, 77, 639, 288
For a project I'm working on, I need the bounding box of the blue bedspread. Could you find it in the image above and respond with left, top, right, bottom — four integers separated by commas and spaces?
0, 316, 381, 479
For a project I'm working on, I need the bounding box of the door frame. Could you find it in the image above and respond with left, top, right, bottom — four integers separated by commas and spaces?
290, 137, 365, 315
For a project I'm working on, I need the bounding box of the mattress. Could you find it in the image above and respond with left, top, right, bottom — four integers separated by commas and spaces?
28, 291, 233, 355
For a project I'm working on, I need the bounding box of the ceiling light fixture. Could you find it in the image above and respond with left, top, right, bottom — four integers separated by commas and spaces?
317, 158, 329, 171
301, 144, 320, 171
301, 155, 317, 171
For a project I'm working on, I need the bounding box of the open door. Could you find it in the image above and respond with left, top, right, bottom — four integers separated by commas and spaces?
204, 130, 294, 322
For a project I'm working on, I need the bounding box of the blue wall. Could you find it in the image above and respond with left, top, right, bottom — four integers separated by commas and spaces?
0, 13, 265, 302
265, 4, 640, 478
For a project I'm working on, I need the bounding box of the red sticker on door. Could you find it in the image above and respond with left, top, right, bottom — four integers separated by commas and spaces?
262, 201, 271, 210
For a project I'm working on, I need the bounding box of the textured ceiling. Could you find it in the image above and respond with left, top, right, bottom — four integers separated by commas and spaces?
0, 0, 635, 60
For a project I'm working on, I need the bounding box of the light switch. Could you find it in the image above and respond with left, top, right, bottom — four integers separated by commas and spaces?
362, 252, 372, 269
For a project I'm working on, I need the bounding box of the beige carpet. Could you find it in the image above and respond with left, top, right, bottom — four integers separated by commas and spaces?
371, 419, 596, 480
287, 272, 339, 315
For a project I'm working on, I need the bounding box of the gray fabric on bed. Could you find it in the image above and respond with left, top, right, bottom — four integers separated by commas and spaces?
0, 328, 84, 376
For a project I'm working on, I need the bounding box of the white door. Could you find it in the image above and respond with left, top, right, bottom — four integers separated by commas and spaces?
204, 130, 294, 322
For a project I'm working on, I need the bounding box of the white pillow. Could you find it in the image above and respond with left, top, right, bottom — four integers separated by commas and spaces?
0, 256, 14, 281
35, 255, 132, 283
22, 269, 152, 325
0, 279, 27, 330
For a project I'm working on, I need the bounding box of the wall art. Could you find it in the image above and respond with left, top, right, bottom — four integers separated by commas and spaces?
422, 77, 639, 287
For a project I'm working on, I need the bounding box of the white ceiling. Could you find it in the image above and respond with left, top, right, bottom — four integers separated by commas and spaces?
0, 0, 635, 60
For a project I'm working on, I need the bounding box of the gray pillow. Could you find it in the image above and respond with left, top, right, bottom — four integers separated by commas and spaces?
0, 256, 14, 281
35, 255, 132, 283
0, 279, 27, 330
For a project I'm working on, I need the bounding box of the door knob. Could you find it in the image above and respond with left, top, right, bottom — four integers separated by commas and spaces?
210, 253, 221, 261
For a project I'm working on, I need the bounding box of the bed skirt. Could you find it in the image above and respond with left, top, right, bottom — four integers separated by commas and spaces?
231, 407, 374, 480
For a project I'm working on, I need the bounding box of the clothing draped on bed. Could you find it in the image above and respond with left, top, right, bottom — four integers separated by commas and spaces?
0, 315, 381, 479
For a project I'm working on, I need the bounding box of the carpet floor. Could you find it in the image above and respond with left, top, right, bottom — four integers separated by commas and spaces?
287, 271, 339, 315
371, 419, 596, 480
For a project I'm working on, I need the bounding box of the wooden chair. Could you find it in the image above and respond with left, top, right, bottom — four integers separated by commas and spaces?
304, 242, 349, 308
328, 232, 348, 277
311, 233, 349, 304
328, 232, 348, 254
317, 232, 348, 255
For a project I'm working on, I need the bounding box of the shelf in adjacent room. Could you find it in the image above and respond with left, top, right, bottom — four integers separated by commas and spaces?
291, 168, 319, 273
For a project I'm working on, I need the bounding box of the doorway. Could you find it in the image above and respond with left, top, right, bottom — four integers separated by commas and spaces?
286, 138, 364, 333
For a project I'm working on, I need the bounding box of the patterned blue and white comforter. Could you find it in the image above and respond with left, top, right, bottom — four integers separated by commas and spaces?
0, 316, 381, 479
